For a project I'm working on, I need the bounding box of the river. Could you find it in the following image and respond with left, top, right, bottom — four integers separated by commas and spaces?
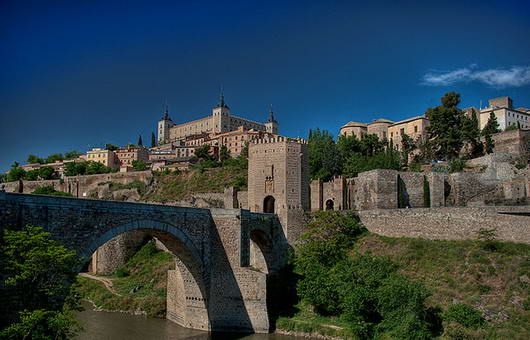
76, 301, 304, 340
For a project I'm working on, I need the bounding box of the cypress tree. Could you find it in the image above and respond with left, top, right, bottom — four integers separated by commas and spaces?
138, 135, 143, 146
151, 132, 156, 148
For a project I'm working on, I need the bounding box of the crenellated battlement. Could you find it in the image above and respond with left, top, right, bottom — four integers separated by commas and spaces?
250, 136, 307, 145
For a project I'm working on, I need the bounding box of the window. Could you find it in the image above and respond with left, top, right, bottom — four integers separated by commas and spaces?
414, 126, 418, 133
400, 128, 404, 135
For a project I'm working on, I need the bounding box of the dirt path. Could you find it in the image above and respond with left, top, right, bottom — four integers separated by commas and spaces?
79, 273, 122, 296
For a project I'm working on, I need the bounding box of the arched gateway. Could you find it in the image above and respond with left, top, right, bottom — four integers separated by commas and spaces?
0, 192, 288, 333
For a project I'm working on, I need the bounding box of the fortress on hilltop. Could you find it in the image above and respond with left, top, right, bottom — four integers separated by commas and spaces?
157, 91, 279, 145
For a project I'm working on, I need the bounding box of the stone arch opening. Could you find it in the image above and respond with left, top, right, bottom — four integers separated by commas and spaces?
249, 230, 273, 274
83, 220, 210, 331
263, 195, 275, 213
325, 199, 334, 210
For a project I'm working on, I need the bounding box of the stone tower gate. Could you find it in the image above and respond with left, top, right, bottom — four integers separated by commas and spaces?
247, 137, 310, 243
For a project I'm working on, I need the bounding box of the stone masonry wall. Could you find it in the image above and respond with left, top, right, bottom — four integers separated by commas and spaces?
493, 129, 530, 155
358, 206, 530, 244
90, 230, 147, 274
2, 171, 152, 198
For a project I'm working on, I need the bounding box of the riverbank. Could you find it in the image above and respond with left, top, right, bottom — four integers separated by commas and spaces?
75, 241, 174, 317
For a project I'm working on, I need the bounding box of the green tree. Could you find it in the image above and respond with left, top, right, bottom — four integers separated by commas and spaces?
359, 134, 385, 157
219, 145, 231, 162
63, 151, 81, 160
151, 132, 156, 148
25, 169, 40, 181
337, 135, 362, 162
138, 135, 143, 146
195, 144, 212, 161
0, 226, 81, 335
342, 145, 401, 178
27, 154, 44, 164
425, 92, 465, 160
400, 133, 416, 168
462, 111, 484, 158
38, 166, 55, 180
105, 144, 118, 151
308, 129, 341, 180
6, 162, 26, 182
64, 162, 88, 176
482, 112, 501, 154
45, 153, 63, 164
132, 159, 147, 171
294, 212, 436, 339
85, 161, 111, 175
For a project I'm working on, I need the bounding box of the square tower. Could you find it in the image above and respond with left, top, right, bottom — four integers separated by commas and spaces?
248, 137, 309, 214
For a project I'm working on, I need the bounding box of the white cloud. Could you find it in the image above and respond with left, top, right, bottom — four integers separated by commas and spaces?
422, 65, 530, 88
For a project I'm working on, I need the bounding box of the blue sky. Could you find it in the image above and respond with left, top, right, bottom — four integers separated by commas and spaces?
1, 0, 529, 172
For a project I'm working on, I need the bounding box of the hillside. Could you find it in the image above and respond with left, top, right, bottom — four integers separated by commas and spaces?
141, 166, 247, 203
356, 234, 530, 339
276, 231, 530, 339
76, 241, 174, 317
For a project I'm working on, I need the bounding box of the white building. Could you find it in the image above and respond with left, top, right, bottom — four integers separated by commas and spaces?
479, 97, 530, 130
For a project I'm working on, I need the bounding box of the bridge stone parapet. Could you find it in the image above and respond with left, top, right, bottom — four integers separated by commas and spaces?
0, 192, 287, 333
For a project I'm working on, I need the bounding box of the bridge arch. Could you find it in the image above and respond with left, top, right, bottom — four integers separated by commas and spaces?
83, 219, 210, 331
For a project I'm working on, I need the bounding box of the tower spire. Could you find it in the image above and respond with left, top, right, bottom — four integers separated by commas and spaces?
216, 86, 229, 108
268, 104, 277, 123
161, 98, 171, 121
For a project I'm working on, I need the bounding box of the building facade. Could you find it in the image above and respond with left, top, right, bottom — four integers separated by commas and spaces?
478, 97, 530, 130
114, 146, 149, 168
86, 148, 118, 169
158, 93, 280, 145
388, 116, 430, 150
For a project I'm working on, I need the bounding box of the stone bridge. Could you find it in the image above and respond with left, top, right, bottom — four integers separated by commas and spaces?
0, 192, 289, 333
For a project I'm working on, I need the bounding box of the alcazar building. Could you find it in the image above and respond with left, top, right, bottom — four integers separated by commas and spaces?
157, 92, 279, 145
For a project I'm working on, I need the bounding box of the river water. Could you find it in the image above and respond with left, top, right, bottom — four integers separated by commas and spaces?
76, 301, 302, 340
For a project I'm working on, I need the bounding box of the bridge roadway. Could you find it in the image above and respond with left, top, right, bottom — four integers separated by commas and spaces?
0, 191, 288, 333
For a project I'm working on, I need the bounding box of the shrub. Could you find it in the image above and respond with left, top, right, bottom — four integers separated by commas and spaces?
449, 159, 466, 173
409, 162, 422, 172
476, 228, 498, 251
444, 304, 485, 329
115, 267, 129, 278
32, 186, 73, 197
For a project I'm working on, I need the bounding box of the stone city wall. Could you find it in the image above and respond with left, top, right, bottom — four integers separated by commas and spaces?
358, 206, 530, 244
311, 159, 529, 211
493, 129, 530, 155
2, 171, 152, 198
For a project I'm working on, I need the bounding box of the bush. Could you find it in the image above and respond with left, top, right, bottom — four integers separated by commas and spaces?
449, 159, 466, 173
294, 212, 439, 338
444, 304, 485, 329
476, 228, 498, 251
409, 162, 422, 172
115, 267, 129, 278
32, 186, 73, 197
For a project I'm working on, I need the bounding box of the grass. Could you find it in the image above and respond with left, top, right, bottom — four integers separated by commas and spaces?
142, 166, 247, 202
76, 241, 174, 317
354, 234, 530, 339
275, 233, 530, 339
276, 301, 354, 339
